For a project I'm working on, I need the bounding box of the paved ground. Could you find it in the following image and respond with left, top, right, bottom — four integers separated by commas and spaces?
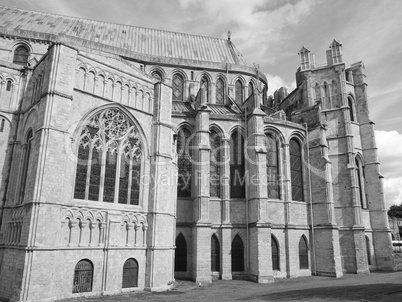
61, 271, 402, 302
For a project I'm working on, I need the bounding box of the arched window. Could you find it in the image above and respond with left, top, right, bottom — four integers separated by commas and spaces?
175, 233, 187, 272
73, 108, 142, 205
365, 236, 371, 265
271, 235, 280, 271
323, 82, 330, 109
265, 133, 280, 199
177, 128, 192, 197
215, 78, 225, 105
235, 80, 243, 104
151, 70, 163, 83
314, 83, 321, 102
355, 157, 367, 208
348, 96, 356, 122
6, 80, 12, 91
290, 138, 303, 201
19, 131, 33, 203
200, 76, 209, 102
13, 45, 29, 65
122, 258, 138, 288
230, 130, 245, 198
210, 130, 221, 197
172, 73, 184, 101
231, 235, 244, 272
0, 119, 5, 132
211, 235, 221, 272
299, 236, 309, 269
248, 81, 254, 96
73, 259, 93, 293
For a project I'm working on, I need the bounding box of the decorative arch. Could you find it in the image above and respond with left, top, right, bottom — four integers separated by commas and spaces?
211, 234, 221, 272
73, 259, 94, 293
298, 235, 309, 269
231, 234, 244, 272
175, 233, 187, 272
271, 235, 280, 271
149, 67, 165, 83
122, 258, 139, 288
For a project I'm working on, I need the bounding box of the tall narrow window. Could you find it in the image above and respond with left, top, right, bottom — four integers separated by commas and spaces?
235, 80, 243, 104
6, 80, 12, 91
231, 235, 244, 272
200, 76, 209, 102
19, 131, 33, 203
73, 108, 142, 205
248, 82, 254, 96
290, 138, 303, 201
230, 131, 245, 198
210, 130, 221, 198
299, 236, 309, 269
122, 258, 138, 288
215, 78, 225, 105
348, 97, 355, 122
211, 235, 221, 272
265, 134, 280, 199
172, 73, 184, 101
0, 119, 5, 132
175, 233, 187, 272
365, 236, 371, 265
177, 128, 192, 197
355, 157, 367, 208
73, 259, 93, 293
13, 45, 29, 65
271, 235, 280, 271
314, 83, 321, 102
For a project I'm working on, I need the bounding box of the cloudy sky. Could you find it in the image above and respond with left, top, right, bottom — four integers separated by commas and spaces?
2, 0, 402, 207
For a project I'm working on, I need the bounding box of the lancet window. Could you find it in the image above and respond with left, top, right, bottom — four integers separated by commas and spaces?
235, 80, 243, 104
215, 78, 225, 105
248, 81, 254, 96
265, 134, 280, 199
290, 138, 303, 201
210, 130, 222, 198
230, 130, 245, 198
73, 108, 142, 205
200, 76, 209, 102
177, 128, 192, 197
172, 73, 184, 101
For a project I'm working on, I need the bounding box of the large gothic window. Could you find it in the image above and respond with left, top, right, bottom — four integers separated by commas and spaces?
265, 134, 280, 199
230, 131, 245, 198
122, 258, 138, 288
73, 259, 93, 293
73, 108, 142, 205
231, 235, 244, 272
200, 76, 209, 103
13, 45, 29, 65
271, 235, 280, 271
355, 157, 367, 208
299, 236, 309, 269
172, 73, 184, 101
211, 235, 221, 272
210, 130, 221, 198
235, 80, 243, 104
177, 128, 192, 197
290, 138, 303, 201
175, 233, 187, 272
215, 78, 225, 105
19, 130, 33, 203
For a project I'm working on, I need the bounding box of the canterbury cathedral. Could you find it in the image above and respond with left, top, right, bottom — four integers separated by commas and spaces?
0, 6, 394, 302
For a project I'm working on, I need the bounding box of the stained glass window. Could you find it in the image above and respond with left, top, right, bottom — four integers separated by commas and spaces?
200, 76, 209, 102
13, 45, 29, 65
248, 81, 254, 96
73, 259, 93, 293
175, 233, 187, 272
73, 108, 142, 205
211, 235, 220, 272
235, 80, 243, 104
122, 258, 138, 288
231, 235, 244, 272
177, 128, 192, 197
230, 131, 245, 198
271, 235, 280, 271
210, 130, 221, 197
172, 73, 184, 101
299, 236, 309, 269
290, 138, 303, 201
215, 78, 225, 105
265, 134, 280, 199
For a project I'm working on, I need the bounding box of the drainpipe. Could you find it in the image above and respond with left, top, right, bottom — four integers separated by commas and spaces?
305, 123, 317, 275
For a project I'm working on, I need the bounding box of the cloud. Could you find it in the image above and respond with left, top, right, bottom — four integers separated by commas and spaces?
265, 73, 296, 96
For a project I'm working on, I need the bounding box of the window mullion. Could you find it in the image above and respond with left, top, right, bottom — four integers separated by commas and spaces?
99, 143, 106, 202
114, 144, 122, 203
127, 156, 133, 204
85, 145, 93, 200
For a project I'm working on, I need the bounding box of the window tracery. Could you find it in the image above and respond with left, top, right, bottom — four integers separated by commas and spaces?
215, 78, 225, 105
290, 138, 303, 201
172, 73, 184, 101
177, 128, 192, 197
73, 108, 142, 205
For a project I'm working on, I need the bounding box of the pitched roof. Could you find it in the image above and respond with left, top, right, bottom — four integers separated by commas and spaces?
0, 6, 252, 69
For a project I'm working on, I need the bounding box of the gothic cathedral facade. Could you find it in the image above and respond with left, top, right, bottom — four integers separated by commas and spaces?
0, 6, 394, 302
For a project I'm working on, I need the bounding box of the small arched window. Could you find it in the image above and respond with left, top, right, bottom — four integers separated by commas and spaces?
122, 258, 138, 288
210, 130, 221, 198
271, 235, 280, 271
215, 78, 225, 105
235, 80, 243, 104
73, 259, 94, 293
299, 236, 309, 269
172, 73, 184, 101
177, 128, 192, 197
290, 138, 303, 201
231, 235, 244, 272
13, 45, 30, 65
6, 80, 12, 91
265, 133, 280, 199
348, 96, 356, 122
211, 235, 221, 272
365, 236, 371, 265
175, 233, 187, 272
19, 131, 33, 203
230, 130, 245, 198
200, 76, 209, 102
248, 81, 254, 96
355, 157, 367, 208
73, 108, 142, 204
